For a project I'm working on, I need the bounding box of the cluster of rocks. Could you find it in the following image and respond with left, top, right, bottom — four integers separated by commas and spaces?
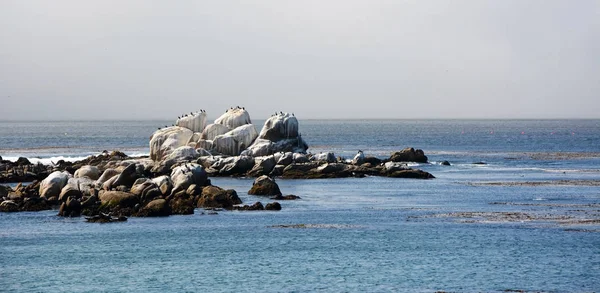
0, 161, 284, 220
0, 156, 53, 183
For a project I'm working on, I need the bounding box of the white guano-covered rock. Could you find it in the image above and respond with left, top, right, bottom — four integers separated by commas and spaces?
212, 124, 258, 156
176, 111, 207, 133
39, 171, 72, 199
243, 112, 308, 157
201, 123, 231, 141
149, 126, 194, 161
170, 163, 208, 195
258, 112, 298, 141
214, 107, 252, 129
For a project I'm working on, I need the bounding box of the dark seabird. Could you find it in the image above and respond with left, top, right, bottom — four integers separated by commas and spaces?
242, 107, 245, 110
292, 113, 294, 116
157, 127, 161, 130
164, 125, 168, 128
190, 112, 193, 115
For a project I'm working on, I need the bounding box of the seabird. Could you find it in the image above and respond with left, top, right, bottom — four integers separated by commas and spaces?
242, 107, 245, 110
292, 113, 294, 116
157, 127, 161, 130
190, 112, 193, 115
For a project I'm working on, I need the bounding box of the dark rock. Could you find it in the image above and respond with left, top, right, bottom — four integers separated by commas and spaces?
247, 156, 277, 177
21, 197, 51, 212
112, 163, 139, 188
233, 201, 264, 211
271, 194, 301, 200
441, 160, 451, 166
218, 156, 255, 176
248, 175, 282, 196
86, 213, 127, 223
58, 196, 81, 217
265, 202, 282, 210
0, 200, 19, 212
473, 161, 487, 165
15, 157, 31, 166
0, 185, 11, 198
387, 169, 435, 179
136, 199, 170, 217
363, 156, 382, 165
169, 192, 195, 215
98, 191, 139, 211
197, 186, 242, 210
269, 164, 286, 177
389, 148, 428, 163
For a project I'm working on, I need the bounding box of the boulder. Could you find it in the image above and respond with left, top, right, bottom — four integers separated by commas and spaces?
131, 178, 161, 203
151, 175, 173, 195
276, 152, 294, 166
98, 191, 139, 210
169, 192, 195, 215
293, 153, 310, 164
96, 168, 120, 188
0, 200, 19, 212
216, 155, 255, 176
363, 156, 382, 166
15, 157, 31, 166
58, 178, 84, 202
265, 202, 282, 210
214, 107, 252, 129
74, 165, 100, 180
247, 155, 276, 177
21, 197, 51, 212
201, 123, 231, 141
176, 111, 207, 133
312, 152, 336, 163
197, 186, 242, 209
58, 196, 82, 217
389, 148, 428, 163
258, 112, 298, 141
152, 146, 200, 173
233, 202, 264, 211
383, 162, 409, 173
387, 169, 435, 179
149, 126, 194, 161
39, 171, 71, 199
170, 163, 208, 195
441, 160, 451, 166
352, 151, 365, 165
212, 124, 258, 156
248, 175, 282, 196
136, 198, 170, 217
104, 163, 139, 190
0, 185, 11, 198
242, 112, 308, 157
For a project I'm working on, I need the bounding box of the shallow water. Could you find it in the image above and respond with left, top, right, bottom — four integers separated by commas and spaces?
1, 120, 600, 292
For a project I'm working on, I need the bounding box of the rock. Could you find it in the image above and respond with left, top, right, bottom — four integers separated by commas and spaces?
233, 202, 264, 211
269, 164, 286, 176
197, 186, 241, 210
247, 155, 276, 177
201, 123, 231, 141
363, 156, 382, 165
39, 171, 71, 199
169, 191, 195, 215
151, 175, 173, 195
58, 179, 83, 202
271, 194, 300, 200
0, 185, 11, 198
214, 107, 252, 129
170, 163, 208, 195
149, 126, 194, 161
21, 197, 51, 212
293, 153, 309, 163
383, 162, 409, 173
312, 152, 336, 163
248, 175, 282, 196
74, 165, 100, 180
153, 146, 200, 173
389, 147, 428, 163
131, 178, 161, 203
176, 111, 207, 133
265, 202, 282, 210
98, 191, 139, 210
276, 152, 294, 166
242, 112, 308, 157
212, 124, 258, 156
352, 151, 365, 165
111, 163, 139, 188
217, 155, 255, 176
15, 157, 31, 166
58, 196, 81, 217
316, 163, 347, 174
281, 162, 321, 178
96, 168, 120, 188
441, 160, 451, 166
387, 169, 435, 179
473, 161, 487, 165
86, 213, 127, 223
0, 200, 19, 212
136, 199, 170, 217
257, 112, 298, 141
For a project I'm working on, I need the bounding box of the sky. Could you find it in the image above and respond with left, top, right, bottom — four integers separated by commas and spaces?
1, 0, 599, 120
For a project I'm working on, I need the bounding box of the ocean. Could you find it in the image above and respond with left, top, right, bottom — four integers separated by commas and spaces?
1, 119, 599, 292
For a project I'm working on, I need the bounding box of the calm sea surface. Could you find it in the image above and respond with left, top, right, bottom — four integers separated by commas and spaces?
1, 119, 599, 292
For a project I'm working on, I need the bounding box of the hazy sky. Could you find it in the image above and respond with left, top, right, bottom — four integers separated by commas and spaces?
1, 0, 599, 120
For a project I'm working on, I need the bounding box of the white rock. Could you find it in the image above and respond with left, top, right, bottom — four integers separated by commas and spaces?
201, 124, 231, 141
39, 171, 72, 198
258, 112, 298, 141
74, 165, 100, 180
214, 107, 252, 129
149, 126, 194, 161
313, 152, 336, 163
176, 112, 207, 133
170, 163, 208, 195
384, 162, 409, 172
352, 151, 365, 165
212, 124, 258, 156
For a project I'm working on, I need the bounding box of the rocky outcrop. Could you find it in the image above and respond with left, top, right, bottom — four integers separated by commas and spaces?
389, 148, 428, 163
176, 111, 207, 133
265, 202, 281, 210
151, 146, 200, 173
212, 124, 259, 156
214, 107, 252, 129
74, 165, 100, 180
201, 123, 231, 141
197, 185, 241, 210
248, 175, 282, 196
242, 112, 308, 157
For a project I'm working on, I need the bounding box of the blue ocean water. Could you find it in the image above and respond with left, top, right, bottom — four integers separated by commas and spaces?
1, 120, 599, 292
